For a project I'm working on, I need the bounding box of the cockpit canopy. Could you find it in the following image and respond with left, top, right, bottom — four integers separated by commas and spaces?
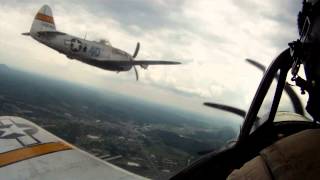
96, 39, 111, 46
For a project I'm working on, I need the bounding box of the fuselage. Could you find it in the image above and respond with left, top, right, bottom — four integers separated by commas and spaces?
31, 32, 133, 71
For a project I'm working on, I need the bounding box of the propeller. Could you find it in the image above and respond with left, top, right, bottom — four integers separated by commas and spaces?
129, 42, 180, 80
204, 58, 304, 117
245, 58, 304, 115
132, 42, 140, 58
245, 58, 266, 72
131, 42, 140, 81
200, 58, 305, 156
203, 102, 246, 118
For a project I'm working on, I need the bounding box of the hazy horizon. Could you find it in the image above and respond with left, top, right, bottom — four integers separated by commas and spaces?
0, 1, 306, 125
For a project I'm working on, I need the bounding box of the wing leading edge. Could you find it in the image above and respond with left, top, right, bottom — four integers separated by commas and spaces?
132, 60, 181, 65
92, 60, 181, 66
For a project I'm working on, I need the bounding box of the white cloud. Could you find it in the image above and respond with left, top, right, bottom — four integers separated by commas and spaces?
0, 0, 305, 117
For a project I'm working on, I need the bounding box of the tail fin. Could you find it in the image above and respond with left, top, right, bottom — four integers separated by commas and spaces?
30, 5, 56, 35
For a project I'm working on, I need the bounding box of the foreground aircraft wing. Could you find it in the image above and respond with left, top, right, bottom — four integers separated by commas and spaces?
0, 116, 147, 180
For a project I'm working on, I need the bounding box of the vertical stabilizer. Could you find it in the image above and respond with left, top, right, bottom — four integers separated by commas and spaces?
30, 5, 56, 35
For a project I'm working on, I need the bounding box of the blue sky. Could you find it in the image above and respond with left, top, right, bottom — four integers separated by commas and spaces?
0, 1, 305, 123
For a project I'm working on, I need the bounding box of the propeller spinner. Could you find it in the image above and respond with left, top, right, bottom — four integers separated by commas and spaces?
129, 42, 181, 81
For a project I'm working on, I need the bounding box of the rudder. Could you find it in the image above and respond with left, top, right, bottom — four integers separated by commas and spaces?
30, 5, 56, 35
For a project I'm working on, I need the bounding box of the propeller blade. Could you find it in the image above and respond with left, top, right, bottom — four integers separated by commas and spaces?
204, 102, 246, 118
245, 58, 266, 72
132, 42, 140, 58
133, 65, 139, 81
245, 58, 304, 115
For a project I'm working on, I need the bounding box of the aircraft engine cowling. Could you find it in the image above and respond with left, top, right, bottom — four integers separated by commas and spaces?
140, 64, 148, 69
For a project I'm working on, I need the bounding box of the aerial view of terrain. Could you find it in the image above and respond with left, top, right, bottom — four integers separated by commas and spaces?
0, 64, 236, 179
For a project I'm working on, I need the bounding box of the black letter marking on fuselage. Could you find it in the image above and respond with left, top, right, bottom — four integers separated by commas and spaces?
89, 46, 101, 57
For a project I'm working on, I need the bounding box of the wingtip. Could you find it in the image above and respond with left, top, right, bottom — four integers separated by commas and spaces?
22, 32, 31, 36
171, 61, 182, 65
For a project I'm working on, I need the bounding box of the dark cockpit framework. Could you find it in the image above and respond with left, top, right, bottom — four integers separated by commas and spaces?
170, 0, 320, 179
204, 58, 305, 120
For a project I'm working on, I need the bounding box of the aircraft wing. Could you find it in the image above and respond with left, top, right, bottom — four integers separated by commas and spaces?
81, 58, 181, 66
95, 60, 181, 66
0, 116, 147, 180
131, 60, 181, 65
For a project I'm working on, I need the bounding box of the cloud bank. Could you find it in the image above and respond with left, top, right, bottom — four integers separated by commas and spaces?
0, 0, 304, 120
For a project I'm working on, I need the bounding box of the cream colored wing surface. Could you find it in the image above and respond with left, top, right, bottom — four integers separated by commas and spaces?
0, 116, 147, 180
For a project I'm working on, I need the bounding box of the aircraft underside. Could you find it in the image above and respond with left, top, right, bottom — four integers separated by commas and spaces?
80, 59, 132, 72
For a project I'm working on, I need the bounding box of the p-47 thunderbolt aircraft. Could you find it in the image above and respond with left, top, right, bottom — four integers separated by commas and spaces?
22, 5, 181, 80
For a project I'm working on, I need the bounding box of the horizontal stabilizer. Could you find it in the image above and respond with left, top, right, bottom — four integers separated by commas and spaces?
37, 31, 66, 37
